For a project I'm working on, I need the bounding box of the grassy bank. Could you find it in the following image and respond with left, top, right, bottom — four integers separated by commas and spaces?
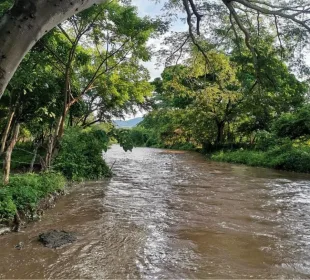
0, 172, 66, 226
130, 126, 310, 173
211, 144, 310, 173
0, 127, 115, 230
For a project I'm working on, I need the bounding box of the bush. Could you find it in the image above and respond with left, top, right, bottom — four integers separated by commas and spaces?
170, 142, 196, 150
266, 145, 310, 172
129, 127, 150, 147
0, 172, 66, 223
0, 190, 16, 222
211, 143, 310, 173
254, 130, 277, 151
211, 149, 265, 166
272, 105, 310, 140
53, 127, 112, 180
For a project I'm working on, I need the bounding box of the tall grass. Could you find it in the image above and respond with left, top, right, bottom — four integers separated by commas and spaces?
211, 144, 310, 173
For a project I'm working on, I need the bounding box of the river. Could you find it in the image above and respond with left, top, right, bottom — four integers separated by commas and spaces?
1, 144, 310, 278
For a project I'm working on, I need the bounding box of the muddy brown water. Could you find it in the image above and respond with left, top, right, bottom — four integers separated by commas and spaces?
1, 144, 310, 279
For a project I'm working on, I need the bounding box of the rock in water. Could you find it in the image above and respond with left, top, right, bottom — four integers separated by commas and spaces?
15, 242, 24, 250
39, 230, 77, 248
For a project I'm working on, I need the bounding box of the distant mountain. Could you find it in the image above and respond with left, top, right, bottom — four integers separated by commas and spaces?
113, 117, 143, 128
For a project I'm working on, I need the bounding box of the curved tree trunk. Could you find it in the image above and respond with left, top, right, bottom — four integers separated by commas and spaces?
0, 0, 106, 97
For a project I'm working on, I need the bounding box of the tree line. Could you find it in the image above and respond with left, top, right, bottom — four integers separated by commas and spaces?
130, 37, 310, 172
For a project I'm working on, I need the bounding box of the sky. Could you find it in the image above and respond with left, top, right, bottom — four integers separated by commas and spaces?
132, 0, 187, 80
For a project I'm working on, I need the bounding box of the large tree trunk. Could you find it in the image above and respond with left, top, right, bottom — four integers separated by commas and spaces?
3, 123, 20, 185
0, 0, 106, 97
0, 109, 15, 155
216, 121, 225, 145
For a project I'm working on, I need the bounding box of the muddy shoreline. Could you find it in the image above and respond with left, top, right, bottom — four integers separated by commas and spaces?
0, 180, 83, 235
0, 189, 65, 235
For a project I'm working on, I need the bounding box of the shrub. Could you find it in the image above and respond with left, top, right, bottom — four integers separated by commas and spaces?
129, 127, 150, 147
211, 143, 310, 173
254, 130, 277, 151
0, 172, 66, 223
266, 145, 310, 172
170, 142, 196, 150
53, 127, 112, 180
0, 190, 16, 222
272, 105, 310, 140
211, 150, 265, 167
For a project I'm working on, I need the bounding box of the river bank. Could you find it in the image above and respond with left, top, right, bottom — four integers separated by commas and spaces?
141, 142, 310, 174
0, 172, 66, 234
210, 146, 310, 173
0, 127, 114, 233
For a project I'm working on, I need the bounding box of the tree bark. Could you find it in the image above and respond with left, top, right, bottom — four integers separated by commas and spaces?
0, 0, 107, 97
3, 123, 20, 185
250, 132, 256, 145
45, 116, 63, 170
0, 109, 15, 155
29, 142, 40, 173
216, 121, 225, 144
58, 56, 74, 139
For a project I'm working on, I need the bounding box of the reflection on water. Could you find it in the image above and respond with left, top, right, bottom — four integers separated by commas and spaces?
1, 144, 310, 278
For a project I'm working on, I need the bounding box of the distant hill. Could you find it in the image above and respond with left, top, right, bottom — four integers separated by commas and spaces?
113, 117, 143, 128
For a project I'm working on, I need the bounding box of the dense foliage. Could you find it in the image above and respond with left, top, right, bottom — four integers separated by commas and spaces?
0, 0, 159, 185
211, 139, 310, 173
130, 45, 310, 172
0, 172, 66, 223
53, 128, 112, 180
0, 0, 160, 226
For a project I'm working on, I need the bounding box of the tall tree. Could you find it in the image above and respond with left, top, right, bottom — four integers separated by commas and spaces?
38, 2, 158, 168
144, 42, 308, 148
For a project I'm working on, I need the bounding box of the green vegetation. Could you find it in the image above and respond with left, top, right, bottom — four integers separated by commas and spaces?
211, 145, 310, 173
128, 42, 310, 173
53, 128, 112, 180
0, 172, 66, 223
0, 0, 159, 184
0, 1, 157, 227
